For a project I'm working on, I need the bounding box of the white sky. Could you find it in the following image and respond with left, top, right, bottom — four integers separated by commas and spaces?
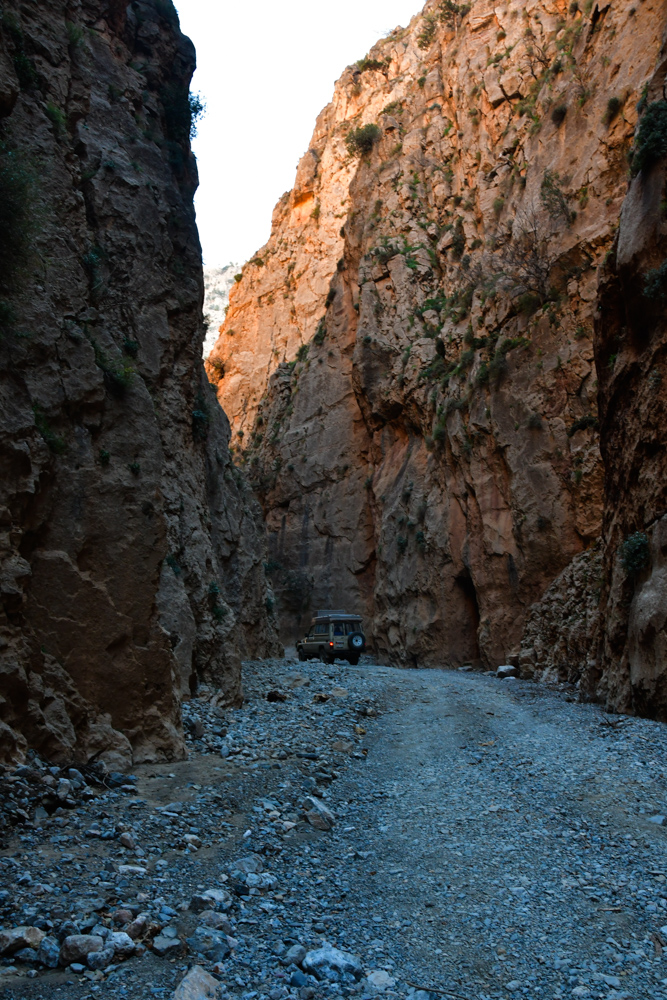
174, 0, 421, 268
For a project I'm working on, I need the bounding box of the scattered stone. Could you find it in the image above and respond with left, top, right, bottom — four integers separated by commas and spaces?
87, 946, 115, 970
60, 935, 104, 965
304, 796, 335, 831
107, 930, 136, 958
173, 964, 223, 999
303, 945, 363, 981
366, 970, 395, 990
285, 943, 307, 966
497, 665, 518, 679
36, 936, 60, 968
186, 925, 231, 962
0, 926, 45, 955
152, 934, 182, 957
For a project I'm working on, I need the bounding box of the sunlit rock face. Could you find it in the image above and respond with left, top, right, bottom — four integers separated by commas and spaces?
203, 264, 242, 357
207, 0, 665, 705
0, 0, 279, 765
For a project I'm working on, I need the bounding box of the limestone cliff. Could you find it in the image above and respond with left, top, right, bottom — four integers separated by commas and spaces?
209, 0, 663, 681
0, 0, 279, 767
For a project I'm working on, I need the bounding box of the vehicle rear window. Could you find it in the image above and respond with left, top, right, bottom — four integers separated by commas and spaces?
345, 621, 361, 634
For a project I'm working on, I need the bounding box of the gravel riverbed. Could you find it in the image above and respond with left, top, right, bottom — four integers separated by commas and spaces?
2, 659, 667, 1000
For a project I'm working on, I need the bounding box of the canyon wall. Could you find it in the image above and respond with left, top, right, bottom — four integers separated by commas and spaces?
0, 0, 279, 767
209, 0, 664, 687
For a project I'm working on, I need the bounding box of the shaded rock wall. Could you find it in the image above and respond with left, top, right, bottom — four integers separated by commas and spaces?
590, 38, 667, 717
209, 0, 661, 671
0, 0, 279, 766
519, 542, 602, 686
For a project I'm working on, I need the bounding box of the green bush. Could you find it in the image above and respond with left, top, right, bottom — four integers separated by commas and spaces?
1, 12, 37, 89
632, 100, 667, 175
356, 56, 386, 72
45, 103, 67, 138
518, 291, 543, 315
493, 196, 505, 218
296, 344, 309, 362
0, 141, 36, 295
66, 21, 84, 47
567, 414, 599, 436
603, 96, 622, 126
153, 0, 179, 26
620, 531, 649, 576
160, 84, 205, 144
644, 260, 667, 299
540, 169, 575, 225
551, 103, 567, 126
345, 123, 381, 156
451, 219, 465, 260
33, 405, 66, 454
166, 553, 181, 575
92, 340, 133, 397
313, 319, 326, 345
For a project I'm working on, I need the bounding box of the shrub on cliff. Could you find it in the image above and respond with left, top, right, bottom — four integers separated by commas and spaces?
643, 260, 667, 299
161, 84, 205, 144
631, 100, 667, 175
345, 124, 381, 157
620, 532, 649, 577
0, 141, 36, 293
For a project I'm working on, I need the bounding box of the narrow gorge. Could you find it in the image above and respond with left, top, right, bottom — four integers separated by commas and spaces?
207, 0, 667, 719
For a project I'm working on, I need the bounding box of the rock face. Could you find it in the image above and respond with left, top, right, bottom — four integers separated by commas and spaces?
209, 0, 660, 670
0, 0, 278, 765
519, 542, 602, 686
202, 264, 242, 358
590, 52, 667, 717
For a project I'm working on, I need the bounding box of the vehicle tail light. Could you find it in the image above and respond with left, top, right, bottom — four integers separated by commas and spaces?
329, 641, 333, 646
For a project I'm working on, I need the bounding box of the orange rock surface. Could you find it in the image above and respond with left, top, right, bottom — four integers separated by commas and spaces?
209, 0, 663, 682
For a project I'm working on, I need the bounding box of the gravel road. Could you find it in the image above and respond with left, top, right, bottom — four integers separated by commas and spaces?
3, 660, 667, 1000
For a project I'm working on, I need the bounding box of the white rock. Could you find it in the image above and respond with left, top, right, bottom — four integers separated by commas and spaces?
232, 855, 263, 874
648, 814, 666, 825
366, 970, 395, 989
497, 664, 518, 679
107, 931, 135, 959
303, 944, 362, 980
172, 964, 223, 999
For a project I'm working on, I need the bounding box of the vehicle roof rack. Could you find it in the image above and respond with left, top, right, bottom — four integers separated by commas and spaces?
316, 609, 346, 616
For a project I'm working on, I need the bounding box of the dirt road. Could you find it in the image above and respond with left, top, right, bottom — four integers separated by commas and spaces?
2, 660, 667, 1000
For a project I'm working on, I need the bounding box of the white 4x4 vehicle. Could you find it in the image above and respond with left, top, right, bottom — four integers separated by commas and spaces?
296, 611, 366, 665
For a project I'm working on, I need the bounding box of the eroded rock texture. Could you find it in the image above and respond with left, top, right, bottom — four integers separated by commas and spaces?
209, 0, 662, 673
0, 0, 278, 766
590, 44, 667, 717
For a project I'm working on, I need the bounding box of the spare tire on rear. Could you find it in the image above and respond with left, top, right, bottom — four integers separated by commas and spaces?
347, 632, 365, 653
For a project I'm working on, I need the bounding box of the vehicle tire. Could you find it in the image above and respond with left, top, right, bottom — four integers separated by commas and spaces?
348, 654, 359, 666
297, 648, 305, 661
347, 632, 365, 654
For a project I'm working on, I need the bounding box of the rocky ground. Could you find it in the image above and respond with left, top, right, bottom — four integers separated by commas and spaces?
2, 659, 667, 1000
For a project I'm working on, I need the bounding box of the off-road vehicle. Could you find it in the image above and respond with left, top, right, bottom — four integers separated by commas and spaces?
296, 610, 366, 665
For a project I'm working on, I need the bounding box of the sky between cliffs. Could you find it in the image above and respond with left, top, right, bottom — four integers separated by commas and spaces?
175, 0, 421, 269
